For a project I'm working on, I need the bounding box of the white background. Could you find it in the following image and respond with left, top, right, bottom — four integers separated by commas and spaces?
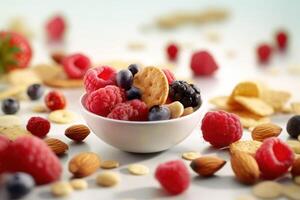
1, 0, 300, 199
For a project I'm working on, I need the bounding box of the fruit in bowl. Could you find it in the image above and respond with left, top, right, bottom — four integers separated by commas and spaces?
80, 65, 203, 153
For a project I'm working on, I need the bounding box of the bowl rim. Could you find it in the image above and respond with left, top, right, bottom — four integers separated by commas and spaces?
80, 93, 202, 125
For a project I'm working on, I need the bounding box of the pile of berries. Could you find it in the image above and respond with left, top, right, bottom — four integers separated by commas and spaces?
83, 65, 202, 121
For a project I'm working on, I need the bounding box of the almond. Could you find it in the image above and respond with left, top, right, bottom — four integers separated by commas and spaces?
190, 156, 226, 177
44, 138, 69, 155
251, 123, 282, 142
231, 151, 260, 185
65, 124, 90, 142
68, 152, 101, 178
291, 158, 300, 178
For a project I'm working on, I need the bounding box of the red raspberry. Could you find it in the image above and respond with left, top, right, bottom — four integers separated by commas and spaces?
255, 137, 294, 180
85, 85, 125, 116
201, 111, 243, 148
275, 31, 288, 51
45, 15, 66, 42
62, 53, 91, 79
107, 99, 148, 121
84, 66, 117, 94
190, 51, 218, 76
4, 136, 62, 185
166, 43, 179, 61
162, 69, 175, 85
26, 117, 50, 138
0, 135, 10, 173
155, 160, 190, 195
45, 90, 66, 111
257, 43, 272, 63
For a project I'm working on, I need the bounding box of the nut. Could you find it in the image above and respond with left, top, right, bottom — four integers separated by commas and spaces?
291, 158, 300, 178
44, 138, 69, 155
51, 51, 66, 64
51, 181, 73, 197
230, 151, 260, 185
182, 151, 201, 161
68, 152, 101, 178
287, 140, 300, 154
165, 101, 184, 119
70, 179, 88, 190
294, 176, 300, 185
128, 164, 149, 175
252, 181, 282, 199
65, 124, 90, 142
251, 123, 282, 142
101, 160, 120, 169
190, 156, 226, 177
282, 184, 300, 200
96, 172, 120, 187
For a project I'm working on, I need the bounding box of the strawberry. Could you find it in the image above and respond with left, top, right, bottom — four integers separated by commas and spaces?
0, 31, 32, 73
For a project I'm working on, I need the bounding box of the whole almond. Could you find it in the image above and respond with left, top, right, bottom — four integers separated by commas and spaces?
291, 158, 300, 178
44, 138, 69, 155
51, 51, 66, 65
69, 152, 101, 178
65, 124, 90, 142
231, 151, 260, 185
251, 123, 282, 142
190, 156, 226, 177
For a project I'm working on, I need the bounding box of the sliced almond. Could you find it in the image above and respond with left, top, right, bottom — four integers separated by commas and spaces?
44, 138, 69, 155
96, 172, 120, 187
101, 160, 120, 169
128, 164, 149, 175
69, 179, 88, 190
65, 124, 90, 142
252, 181, 282, 199
68, 152, 101, 178
231, 151, 260, 185
51, 181, 73, 197
282, 184, 300, 200
182, 151, 201, 161
190, 156, 226, 177
251, 123, 282, 142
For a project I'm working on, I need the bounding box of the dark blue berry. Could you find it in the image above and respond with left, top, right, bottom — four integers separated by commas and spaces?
116, 69, 133, 90
148, 106, 170, 121
128, 64, 141, 76
27, 84, 44, 100
287, 115, 300, 138
5, 172, 35, 199
126, 87, 141, 100
2, 98, 20, 114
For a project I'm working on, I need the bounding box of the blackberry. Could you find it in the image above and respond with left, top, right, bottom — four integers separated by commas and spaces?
169, 81, 202, 108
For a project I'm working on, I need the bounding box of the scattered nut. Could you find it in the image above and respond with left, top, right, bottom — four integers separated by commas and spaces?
32, 104, 48, 113
101, 160, 120, 169
70, 179, 88, 190
181, 151, 201, 161
44, 138, 69, 155
96, 172, 120, 187
165, 101, 184, 119
229, 140, 262, 156
282, 184, 300, 200
49, 109, 76, 124
51, 181, 73, 197
128, 164, 149, 176
252, 181, 282, 199
190, 156, 226, 177
182, 107, 194, 116
251, 123, 282, 142
65, 124, 90, 142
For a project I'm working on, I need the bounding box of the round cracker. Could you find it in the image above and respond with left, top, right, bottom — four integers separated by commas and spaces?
133, 66, 168, 108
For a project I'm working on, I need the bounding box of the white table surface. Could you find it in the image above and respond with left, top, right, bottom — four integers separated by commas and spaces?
1, 0, 300, 199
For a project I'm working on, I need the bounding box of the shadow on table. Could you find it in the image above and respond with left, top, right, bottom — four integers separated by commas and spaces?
115, 187, 173, 199
193, 175, 245, 190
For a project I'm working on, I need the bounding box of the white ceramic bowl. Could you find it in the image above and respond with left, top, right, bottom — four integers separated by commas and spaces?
80, 94, 202, 153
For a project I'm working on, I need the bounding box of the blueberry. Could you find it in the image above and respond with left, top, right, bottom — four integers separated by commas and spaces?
5, 172, 35, 199
116, 69, 133, 90
126, 87, 141, 100
27, 84, 44, 100
128, 64, 141, 76
148, 106, 170, 121
2, 98, 20, 114
287, 115, 300, 138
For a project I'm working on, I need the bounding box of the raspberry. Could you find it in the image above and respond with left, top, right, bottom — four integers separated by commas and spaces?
26, 117, 50, 138
107, 99, 148, 121
275, 30, 288, 51
62, 53, 91, 79
155, 160, 190, 195
166, 43, 179, 61
45, 90, 66, 111
45, 15, 66, 42
190, 51, 218, 76
84, 66, 117, 94
4, 136, 62, 185
0, 135, 10, 173
255, 137, 294, 180
162, 69, 175, 85
257, 43, 272, 63
85, 85, 125, 116
201, 111, 243, 148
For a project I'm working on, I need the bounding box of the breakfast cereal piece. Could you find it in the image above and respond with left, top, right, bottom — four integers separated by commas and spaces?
252, 181, 282, 199
291, 102, 300, 114
0, 115, 21, 128
229, 110, 271, 128
44, 78, 83, 88
229, 140, 262, 156
33, 64, 63, 82
96, 172, 120, 187
51, 181, 73, 197
261, 90, 291, 111
48, 109, 76, 124
0, 86, 26, 100
209, 96, 241, 110
101, 160, 120, 169
70, 179, 88, 190
282, 184, 300, 200
165, 101, 184, 119
0, 126, 31, 141
182, 107, 194, 116
128, 164, 150, 175
133, 66, 168, 108
8, 69, 41, 86
181, 151, 201, 161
